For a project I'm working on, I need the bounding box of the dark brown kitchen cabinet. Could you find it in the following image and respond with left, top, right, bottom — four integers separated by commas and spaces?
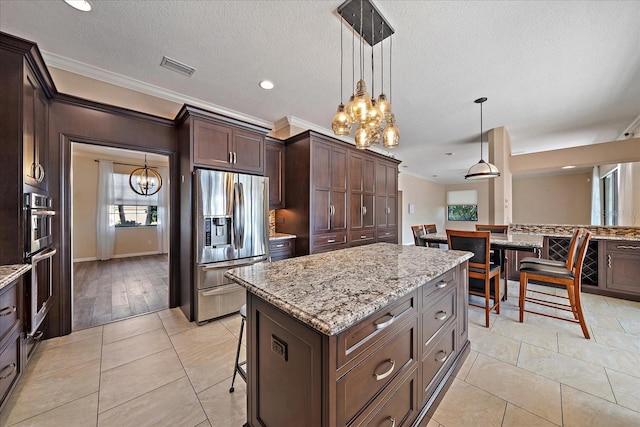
265, 138, 285, 209
23, 62, 49, 191
311, 140, 347, 236
349, 153, 375, 230
603, 241, 640, 297
376, 160, 398, 243
192, 118, 264, 174
268, 237, 295, 262
0, 276, 24, 413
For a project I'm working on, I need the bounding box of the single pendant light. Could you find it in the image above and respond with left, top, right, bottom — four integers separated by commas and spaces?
129, 155, 163, 196
465, 97, 500, 180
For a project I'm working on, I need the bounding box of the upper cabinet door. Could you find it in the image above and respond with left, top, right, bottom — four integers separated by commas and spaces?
363, 157, 375, 194
234, 129, 264, 174
265, 140, 284, 209
193, 119, 234, 170
23, 63, 48, 191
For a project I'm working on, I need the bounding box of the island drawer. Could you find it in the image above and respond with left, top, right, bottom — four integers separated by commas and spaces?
606, 241, 640, 253
336, 319, 418, 426
349, 367, 418, 427
422, 287, 456, 346
0, 330, 20, 407
421, 269, 456, 303
336, 291, 417, 369
421, 322, 457, 403
0, 278, 20, 343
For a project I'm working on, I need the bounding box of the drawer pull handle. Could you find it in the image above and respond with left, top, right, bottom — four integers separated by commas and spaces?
327, 239, 336, 243
387, 416, 396, 427
373, 359, 395, 381
0, 363, 16, 380
374, 314, 396, 330
360, 235, 367, 239
276, 244, 284, 248
617, 245, 640, 250
607, 254, 612, 269
435, 311, 447, 321
435, 350, 448, 363
0, 306, 16, 317
435, 281, 447, 289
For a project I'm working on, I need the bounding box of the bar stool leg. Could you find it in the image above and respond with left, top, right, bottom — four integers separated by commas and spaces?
229, 314, 246, 393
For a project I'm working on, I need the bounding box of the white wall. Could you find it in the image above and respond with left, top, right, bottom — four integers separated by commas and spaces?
398, 173, 446, 245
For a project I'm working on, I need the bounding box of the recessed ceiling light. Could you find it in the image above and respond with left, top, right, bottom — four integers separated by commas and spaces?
259, 80, 274, 90
444, 152, 454, 156
562, 165, 576, 169
64, 0, 92, 12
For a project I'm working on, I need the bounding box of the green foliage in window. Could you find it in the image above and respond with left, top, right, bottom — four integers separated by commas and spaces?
447, 205, 478, 221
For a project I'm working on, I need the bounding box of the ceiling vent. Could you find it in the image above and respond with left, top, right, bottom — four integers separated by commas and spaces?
160, 56, 196, 77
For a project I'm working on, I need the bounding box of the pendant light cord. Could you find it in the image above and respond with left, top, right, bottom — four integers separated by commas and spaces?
480, 101, 484, 160
359, 0, 364, 80
371, 8, 374, 95
390, 33, 392, 103
339, 14, 343, 103
381, 22, 384, 94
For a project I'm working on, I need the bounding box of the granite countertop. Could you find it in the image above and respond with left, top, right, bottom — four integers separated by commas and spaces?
0, 264, 31, 291
510, 231, 639, 242
422, 232, 544, 249
225, 243, 473, 336
269, 233, 296, 241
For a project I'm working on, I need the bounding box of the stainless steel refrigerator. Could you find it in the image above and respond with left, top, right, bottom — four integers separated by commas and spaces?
193, 169, 268, 324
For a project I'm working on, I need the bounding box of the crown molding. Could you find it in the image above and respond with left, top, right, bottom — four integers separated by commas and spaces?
41, 50, 273, 130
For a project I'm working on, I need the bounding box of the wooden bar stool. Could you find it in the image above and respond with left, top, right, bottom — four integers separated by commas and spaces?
229, 304, 247, 393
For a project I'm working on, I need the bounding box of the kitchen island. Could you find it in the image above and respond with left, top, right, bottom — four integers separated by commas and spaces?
226, 243, 473, 427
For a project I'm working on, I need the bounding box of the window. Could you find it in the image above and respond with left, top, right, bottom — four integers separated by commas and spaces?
602, 169, 618, 225
110, 172, 158, 227
447, 190, 478, 221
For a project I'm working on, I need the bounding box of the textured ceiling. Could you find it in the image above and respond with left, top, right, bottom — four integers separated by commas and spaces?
1, 0, 638, 183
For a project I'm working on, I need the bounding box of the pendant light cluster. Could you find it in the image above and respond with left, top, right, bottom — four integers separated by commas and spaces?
129, 155, 163, 196
465, 97, 501, 180
331, 0, 399, 150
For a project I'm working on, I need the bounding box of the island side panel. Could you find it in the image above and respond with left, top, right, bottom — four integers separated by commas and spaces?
248, 294, 323, 427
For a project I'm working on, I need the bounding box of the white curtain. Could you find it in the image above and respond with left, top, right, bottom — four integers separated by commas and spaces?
618, 163, 633, 226
96, 160, 115, 260
590, 166, 601, 225
156, 167, 169, 254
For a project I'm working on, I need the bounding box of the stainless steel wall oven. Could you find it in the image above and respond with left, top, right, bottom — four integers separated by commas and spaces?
24, 193, 56, 338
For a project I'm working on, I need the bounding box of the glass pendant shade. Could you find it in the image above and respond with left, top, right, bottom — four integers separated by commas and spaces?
354, 124, 371, 149
351, 80, 372, 122
345, 95, 356, 121
366, 99, 382, 129
129, 163, 162, 196
464, 159, 500, 180
332, 104, 352, 136
377, 93, 391, 120
368, 127, 382, 145
382, 114, 399, 148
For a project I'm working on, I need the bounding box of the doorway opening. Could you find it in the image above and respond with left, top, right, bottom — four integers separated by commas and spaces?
71, 142, 170, 330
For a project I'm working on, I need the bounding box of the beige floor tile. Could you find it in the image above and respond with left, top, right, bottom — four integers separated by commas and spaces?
583, 312, 626, 333
605, 368, 640, 412
159, 307, 197, 336
558, 333, 640, 378
591, 326, 640, 353
468, 325, 522, 365
102, 312, 163, 344
618, 317, 640, 336
101, 327, 173, 371
604, 296, 640, 310
98, 348, 186, 413
98, 377, 206, 427
220, 313, 243, 338
561, 385, 640, 427
455, 350, 478, 380
170, 320, 236, 353
524, 312, 591, 337
502, 403, 559, 426
9, 393, 98, 427
177, 337, 241, 393
195, 421, 212, 427
465, 354, 562, 425
157, 308, 174, 319
23, 333, 102, 380
517, 343, 615, 402
198, 376, 247, 427
491, 316, 559, 352
38, 326, 103, 352
431, 378, 506, 427
2, 359, 100, 426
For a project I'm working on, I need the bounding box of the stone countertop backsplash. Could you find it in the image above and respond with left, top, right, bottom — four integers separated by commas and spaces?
0, 264, 31, 291
225, 243, 472, 336
510, 224, 640, 241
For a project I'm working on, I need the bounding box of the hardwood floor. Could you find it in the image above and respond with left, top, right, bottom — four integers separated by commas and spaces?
73, 254, 169, 330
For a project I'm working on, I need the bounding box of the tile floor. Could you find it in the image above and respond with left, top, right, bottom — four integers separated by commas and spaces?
1, 281, 639, 427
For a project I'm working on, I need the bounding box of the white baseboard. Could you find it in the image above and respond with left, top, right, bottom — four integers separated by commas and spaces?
73, 257, 98, 263
73, 251, 162, 263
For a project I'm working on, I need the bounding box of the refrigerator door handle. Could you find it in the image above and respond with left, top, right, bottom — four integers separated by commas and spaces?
237, 182, 245, 248
233, 182, 241, 250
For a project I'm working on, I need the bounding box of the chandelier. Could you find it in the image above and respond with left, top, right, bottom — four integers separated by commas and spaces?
331, 0, 399, 150
465, 97, 501, 180
129, 155, 163, 196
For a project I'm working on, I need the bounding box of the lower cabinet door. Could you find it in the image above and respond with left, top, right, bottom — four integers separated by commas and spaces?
0, 330, 21, 409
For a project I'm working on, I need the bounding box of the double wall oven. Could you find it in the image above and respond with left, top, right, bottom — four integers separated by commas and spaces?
24, 193, 56, 340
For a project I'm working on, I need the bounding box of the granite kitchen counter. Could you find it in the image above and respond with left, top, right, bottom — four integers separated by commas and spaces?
510, 223, 640, 241
268, 232, 297, 241
225, 242, 472, 335
0, 263, 31, 291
